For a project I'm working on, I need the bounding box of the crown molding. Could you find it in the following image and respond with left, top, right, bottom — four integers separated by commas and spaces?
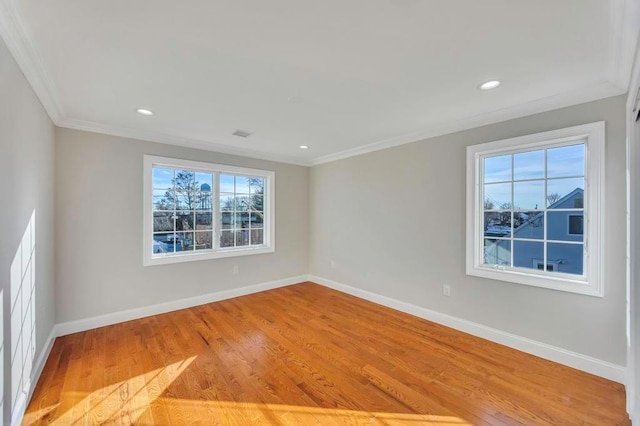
0, 0, 64, 123
58, 118, 312, 166
608, 0, 640, 91
309, 81, 624, 166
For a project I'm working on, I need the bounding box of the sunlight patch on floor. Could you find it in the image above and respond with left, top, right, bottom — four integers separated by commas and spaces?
150, 398, 471, 425
23, 356, 196, 425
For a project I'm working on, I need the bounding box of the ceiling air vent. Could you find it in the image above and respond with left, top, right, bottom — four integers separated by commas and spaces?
232, 129, 252, 138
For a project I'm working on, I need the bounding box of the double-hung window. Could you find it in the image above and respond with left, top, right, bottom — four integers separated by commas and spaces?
466, 122, 605, 296
143, 155, 275, 266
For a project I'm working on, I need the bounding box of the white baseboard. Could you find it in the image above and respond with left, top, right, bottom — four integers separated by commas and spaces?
309, 275, 626, 384
55, 275, 307, 336
11, 326, 56, 426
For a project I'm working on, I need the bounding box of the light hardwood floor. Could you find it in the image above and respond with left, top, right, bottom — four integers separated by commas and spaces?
24, 282, 629, 425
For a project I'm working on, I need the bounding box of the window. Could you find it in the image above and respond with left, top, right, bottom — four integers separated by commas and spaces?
466, 122, 605, 296
143, 156, 274, 265
568, 215, 584, 235
534, 260, 559, 272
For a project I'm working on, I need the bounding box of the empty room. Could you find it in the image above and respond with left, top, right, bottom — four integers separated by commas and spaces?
2, 1, 640, 425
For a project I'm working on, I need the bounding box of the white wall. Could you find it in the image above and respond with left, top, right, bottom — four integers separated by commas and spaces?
310, 95, 627, 366
55, 128, 309, 323
0, 37, 55, 424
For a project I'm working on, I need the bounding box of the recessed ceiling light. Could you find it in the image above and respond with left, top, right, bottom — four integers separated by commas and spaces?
479, 80, 501, 90
136, 108, 154, 116
232, 130, 253, 138
299, 145, 309, 149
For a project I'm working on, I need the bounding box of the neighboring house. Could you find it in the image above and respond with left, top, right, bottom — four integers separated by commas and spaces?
486, 188, 584, 274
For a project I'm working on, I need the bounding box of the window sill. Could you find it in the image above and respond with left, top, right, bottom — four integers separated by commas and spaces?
466, 265, 603, 297
144, 245, 275, 266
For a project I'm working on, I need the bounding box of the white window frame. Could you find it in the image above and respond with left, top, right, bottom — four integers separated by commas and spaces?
466, 122, 605, 297
143, 155, 275, 266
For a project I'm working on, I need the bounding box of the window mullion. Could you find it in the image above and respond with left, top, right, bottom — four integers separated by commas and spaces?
510, 155, 514, 268
213, 172, 221, 252
543, 148, 548, 270
172, 169, 177, 254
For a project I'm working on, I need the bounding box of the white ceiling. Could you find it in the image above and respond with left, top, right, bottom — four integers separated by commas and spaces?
1, 0, 638, 165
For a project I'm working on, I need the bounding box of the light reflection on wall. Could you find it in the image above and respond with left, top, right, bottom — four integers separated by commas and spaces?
9, 211, 36, 417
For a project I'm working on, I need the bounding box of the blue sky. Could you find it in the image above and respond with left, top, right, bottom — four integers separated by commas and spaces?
484, 144, 585, 210
152, 168, 263, 195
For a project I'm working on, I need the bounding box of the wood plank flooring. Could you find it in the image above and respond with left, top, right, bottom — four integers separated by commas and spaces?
23, 282, 629, 425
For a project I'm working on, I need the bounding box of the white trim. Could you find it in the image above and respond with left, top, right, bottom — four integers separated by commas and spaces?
11, 327, 56, 426
60, 118, 311, 167
55, 275, 306, 336
608, 0, 640, 91
309, 275, 626, 384
143, 155, 275, 266
0, 0, 64, 123
309, 82, 622, 166
466, 122, 605, 297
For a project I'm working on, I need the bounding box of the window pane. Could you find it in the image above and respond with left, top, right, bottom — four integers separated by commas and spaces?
235, 196, 251, 212
547, 143, 585, 178
251, 195, 264, 212
221, 212, 233, 229
249, 212, 264, 227
175, 190, 201, 210
235, 176, 251, 195
514, 150, 544, 181
160, 232, 184, 252
548, 211, 583, 242
251, 229, 264, 245
220, 194, 235, 212
175, 211, 195, 231
484, 211, 511, 238
195, 172, 213, 191
197, 192, 213, 210
483, 239, 511, 266
153, 190, 174, 211
513, 211, 544, 240
152, 167, 174, 189
513, 240, 544, 270
514, 180, 544, 210
484, 155, 511, 183
176, 169, 196, 183
153, 212, 174, 233
220, 175, 235, 193
194, 231, 213, 250
175, 231, 195, 251
250, 178, 264, 194
236, 230, 249, 246
195, 211, 212, 230
153, 233, 175, 253
239, 213, 250, 229
547, 178, 584, 208
548, 243, 583, 275
220, 230, 234, 248
484, 183, 511, 210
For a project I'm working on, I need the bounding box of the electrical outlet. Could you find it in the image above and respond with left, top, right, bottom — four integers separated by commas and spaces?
443, 284, 451, 297
233, 265, 239, 275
